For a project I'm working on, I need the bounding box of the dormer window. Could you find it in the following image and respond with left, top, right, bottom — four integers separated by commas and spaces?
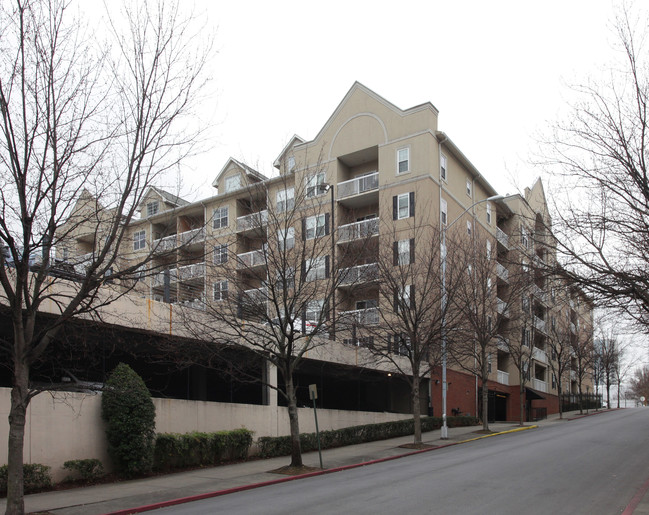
147, 201, 159, 217
225, 175, 241, 193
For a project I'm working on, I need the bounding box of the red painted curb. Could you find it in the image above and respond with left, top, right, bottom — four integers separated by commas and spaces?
622, 474, 649, 515
103, 441, 463, 515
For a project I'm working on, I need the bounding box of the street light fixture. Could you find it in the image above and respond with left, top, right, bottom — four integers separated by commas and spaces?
440, 194, 505, 439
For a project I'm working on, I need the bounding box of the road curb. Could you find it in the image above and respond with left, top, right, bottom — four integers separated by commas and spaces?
103, 426, 537, 515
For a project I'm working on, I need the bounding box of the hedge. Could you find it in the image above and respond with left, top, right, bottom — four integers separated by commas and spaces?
0, 464, 52, 495
258, 416, 479, 458
154, 428, 253, 471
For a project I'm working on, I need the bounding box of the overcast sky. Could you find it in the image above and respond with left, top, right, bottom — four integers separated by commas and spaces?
183, 0, 625, 200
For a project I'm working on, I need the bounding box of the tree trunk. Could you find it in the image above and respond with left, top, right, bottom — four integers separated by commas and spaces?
412, 378, 421, 445
285, 375, 302, 467
519, 373, 525, 426
6, 360, 29, 515
481, 362, 489, 431
557, 383, 563, 419
578, 383, 583, 414
606, 382, 611, 409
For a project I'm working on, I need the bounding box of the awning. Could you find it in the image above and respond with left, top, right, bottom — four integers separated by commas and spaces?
525, 387, 545, 400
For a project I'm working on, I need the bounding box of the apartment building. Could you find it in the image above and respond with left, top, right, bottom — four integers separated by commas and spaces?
57, 82, 594, 422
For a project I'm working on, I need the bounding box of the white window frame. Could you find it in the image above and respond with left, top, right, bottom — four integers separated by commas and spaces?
306, 171, 326, 198
397, 284, 412, 314
305, 214, 326, 240
466, 220, 472, 235
466, 179, 472, 197
278, 227, 295, 250
486, 202, 492, 225
440, 154, 447, 181
213, 280, 228, 301
213, 244, 228, 264
397, 147, 410, 174
306, 256, 327, 282
213, 206, 228, 229
397, 193, 410, 220
398, 239, 411, 265
521, 225, 529, 249
287, 156, 296, 173
225, 174, 241, 193
276, 187, 295, 213
133, 230, 146, 251
441, 198, 448, 225
146, 201, 159, 217
486, 240, 492, 258
306, 299, 325, 322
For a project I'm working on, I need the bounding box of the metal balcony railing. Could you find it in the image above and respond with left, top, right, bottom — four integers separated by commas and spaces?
152, 234, 177, 253
337, 172, 379, 200
533, 346, 548, 364
496, 262, 508, 281
338, 217, 379, 243
497, 370, 509, 385
534, 315, 546, 333
532, 378, 548, 393
177, 262, 205, 281
340, 262, 379, 285
241, 286, 268, 304
496, 227, 509, 249
339, 307, 380, 326
236, 210, 268, 232
179, 228, 205, 245
153, 268, 178, 287
237, 249, 266, 269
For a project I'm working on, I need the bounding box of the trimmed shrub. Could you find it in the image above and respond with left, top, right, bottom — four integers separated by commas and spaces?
0, 464, 52, 495
63, 459, 104, 482
258, 416, 479, 458
153, 429, 253, 471
101, 363, 156, 478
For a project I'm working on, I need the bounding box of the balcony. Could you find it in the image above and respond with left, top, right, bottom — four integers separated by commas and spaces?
152, 268, 177, 287
236, 210, 268, 233
532, 284, 547, 304
172, 297, 205, 310
340, 263, 379, 286
570, 370, 577, 380
72, 252, 93, 274
337, 172, 379, 208
338, 218, 379, 243
532, 378, 548, 393
177, 262, 205, 282
242, 286, 267, 304
497, 298, 508, 316
152, 234, 177, 254
496, 227, 509, 250
534, 315, 546, 333
339, 307, 380, 326
497, 370, 509, 385
179, 228, 205, 246
533, 346, 548, 364
496, 262, 508, 282
497, 336, 509, 352
237, 249, 266, 269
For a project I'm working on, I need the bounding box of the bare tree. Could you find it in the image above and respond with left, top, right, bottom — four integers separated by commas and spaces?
629, 366, 649, 404
0, 1, 209, 512
542, 6, 649, 330
570, 323, 595, 414
594, 323, 622, 408
354, 211, 465, 445
182, 169, 364, 469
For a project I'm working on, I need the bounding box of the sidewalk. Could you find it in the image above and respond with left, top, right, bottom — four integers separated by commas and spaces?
0, 410, 618, 515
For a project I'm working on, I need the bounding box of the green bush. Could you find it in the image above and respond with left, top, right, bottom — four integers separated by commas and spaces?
63, 459, 104, 482
257, 416, 479, 458
101, 363, 156, 478
153, 428, 253, 471
0, 463, 52, 495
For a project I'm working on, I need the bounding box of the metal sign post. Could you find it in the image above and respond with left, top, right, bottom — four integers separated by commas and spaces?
309, 384, 323, 469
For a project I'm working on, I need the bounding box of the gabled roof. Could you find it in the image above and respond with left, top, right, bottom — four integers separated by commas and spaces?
273, 135, 306, 169
301, 81, 439, 151
212, 158, 267, 188
145, 186, 190, 208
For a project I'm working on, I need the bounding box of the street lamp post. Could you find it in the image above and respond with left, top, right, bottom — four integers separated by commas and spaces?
440, 194, 504, 439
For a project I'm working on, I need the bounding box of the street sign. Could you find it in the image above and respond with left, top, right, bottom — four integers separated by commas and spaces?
309, 383, 318, 400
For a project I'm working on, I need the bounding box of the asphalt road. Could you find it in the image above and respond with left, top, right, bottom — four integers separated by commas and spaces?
156, 409, 649, 515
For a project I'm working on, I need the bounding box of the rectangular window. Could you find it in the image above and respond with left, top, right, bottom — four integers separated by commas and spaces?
278, 227, 295, 250
225, 175, 241, 193
61, 247, 69, 261
441, 198, 448, 225
521, 225, 529, 249
214, 244, 228, 264
466, 180, 472, 197
392, 193, 414, 220
394, 239, 414, 265
440, 154, 447, 181
306, 299, 325, 322
306, 171, 326, 198
136, 265, 146, 282
276, 268, 295, 290
397, 148, 410, 174
522, 328, 530, 346
287, 156, 296, 172
133, 230, 146, 251
486, 202, 492, 225
146, 201, 159, 217
213, 280, 228, 301
466, 220, 472, 235
306, 256, 329, 282
276, 187, 295, 213
486, 240, 492, 259
396, 284, 413, 313
305, 214, 327, 240
213, 207, 228, 229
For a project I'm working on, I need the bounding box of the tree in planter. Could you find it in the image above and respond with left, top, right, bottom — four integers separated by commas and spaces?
101, 363, 156, 477
0, 0, 210, 512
